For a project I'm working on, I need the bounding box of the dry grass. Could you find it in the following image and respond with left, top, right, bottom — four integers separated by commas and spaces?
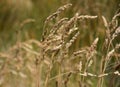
0, 3, 120, 87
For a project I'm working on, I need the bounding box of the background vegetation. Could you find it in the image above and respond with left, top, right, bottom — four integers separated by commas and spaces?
0, 0, 120, 87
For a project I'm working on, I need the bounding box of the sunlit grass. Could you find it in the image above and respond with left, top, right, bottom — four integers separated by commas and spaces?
0, 1, 120, 87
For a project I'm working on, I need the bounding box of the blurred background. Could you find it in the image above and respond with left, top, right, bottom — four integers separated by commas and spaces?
0, 0, 120, 87
0, 0, 119, 51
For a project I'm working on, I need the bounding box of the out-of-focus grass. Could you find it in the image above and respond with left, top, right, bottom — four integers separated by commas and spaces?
0, 0, 119, 50
0, 0, 120, 87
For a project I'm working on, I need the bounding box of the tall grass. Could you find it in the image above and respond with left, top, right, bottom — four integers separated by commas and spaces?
0, 1, 120, 87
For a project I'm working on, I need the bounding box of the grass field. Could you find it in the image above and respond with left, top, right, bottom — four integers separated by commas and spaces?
0, 0, 120, 87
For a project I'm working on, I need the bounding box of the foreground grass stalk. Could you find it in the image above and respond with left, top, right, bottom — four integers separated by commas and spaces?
44, 64, 52, 87
35, 57, 41, 87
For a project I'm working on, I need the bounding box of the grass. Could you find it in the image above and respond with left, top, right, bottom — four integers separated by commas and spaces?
0, 1, 120, 87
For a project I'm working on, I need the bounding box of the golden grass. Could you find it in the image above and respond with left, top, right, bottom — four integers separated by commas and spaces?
0, 3, 120, 87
